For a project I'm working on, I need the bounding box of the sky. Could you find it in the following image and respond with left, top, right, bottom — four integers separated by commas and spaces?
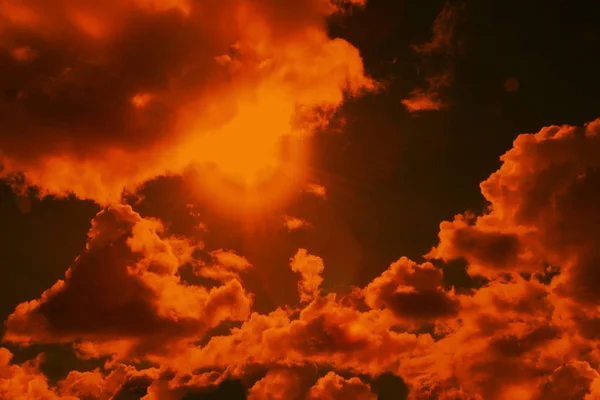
1, 0, 600, 399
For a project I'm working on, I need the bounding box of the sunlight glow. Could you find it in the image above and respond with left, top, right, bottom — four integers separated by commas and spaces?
200, 100, 287, 184
185, 90, 310, 215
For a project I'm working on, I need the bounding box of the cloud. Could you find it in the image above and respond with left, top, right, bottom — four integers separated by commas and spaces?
0, 348, 63, 400
291, 249, 325, 302
0, 0, 374, 203
210, 249, 251, 271
59, 363, 160, 400
248, 369, 304, 400
1, 346, 158, 399
402, 1, 464, 112
307, 372, 376, 400
401, 92, 444, 113
362, 257, 459, 327
427, 119, 600, 294
193, 249, 253, 283
283, 215, 312, 232
305, 183, 327, 199
402, 118, 600, 398
3, 205, 252, 359
398, 277, 566, 399
534, 361, 600, 400
402, 73, 452, 112
4, 118, 600, 399
411, 1, 464, 55
170, 294, 430, 378
426, 213, 531, 277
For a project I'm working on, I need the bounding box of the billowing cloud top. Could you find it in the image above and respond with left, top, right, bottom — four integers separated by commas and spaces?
3, 118, 599, 399
2, 0, 600, 399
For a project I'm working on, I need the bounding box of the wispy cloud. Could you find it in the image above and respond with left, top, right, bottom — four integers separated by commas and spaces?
403, 1, 465, 113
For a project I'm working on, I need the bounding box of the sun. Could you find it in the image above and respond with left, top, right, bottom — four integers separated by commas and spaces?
191, 135, 308, 216
200, 122, 283, 185
185, 93, 311, 214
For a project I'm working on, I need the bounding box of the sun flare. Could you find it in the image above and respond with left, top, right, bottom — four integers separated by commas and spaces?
197, 93, 300, 182
180, 90, 311, 213
191, 133, 308, 215
200, 124, 282, 185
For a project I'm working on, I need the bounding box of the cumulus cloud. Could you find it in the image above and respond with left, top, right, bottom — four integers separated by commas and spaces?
0, 0, 374, 203
399, 277, 566, 399
404, 118, 600, 398
428, 119, 600, 290
363, 257, 459, 327
59, 363, 160, 400
427, 213, 531, 277
242, 368, 376, 400
534, 361, 600, 400
248, 369, 305, 400
0, 348, 62, 400
291, 249, 325, 302
170, 294, 430, 378
1, 347, 160, 399
3, 205, 252, 359
307, 372, 376, 400
4, 106, 600, 397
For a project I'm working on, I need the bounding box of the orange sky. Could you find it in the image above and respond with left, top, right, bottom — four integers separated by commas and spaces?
1, 0, 600, 399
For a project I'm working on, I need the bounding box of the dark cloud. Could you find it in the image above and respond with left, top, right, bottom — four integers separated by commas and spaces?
402, 1, 465, 112
3, 205, 252, 359
363, 258, 459, 326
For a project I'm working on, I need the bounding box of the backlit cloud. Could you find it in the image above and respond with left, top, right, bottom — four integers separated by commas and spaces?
1, 0, 600, 398
248, 369, 304, 400
3, 205, 252, 359
0, 0, 374, 203
307, 372, 376, 400
363, 257, 459, 327
3, 116, 600, 400
283, 215, 312, 232
305, 183, 327, 199
291, 249, 325, 302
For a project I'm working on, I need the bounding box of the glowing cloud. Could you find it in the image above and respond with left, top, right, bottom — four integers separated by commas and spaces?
291, 249, 325, 302
3, 205, 252, 359
305, 183, 328, 199
0, 0, 374, 204
283, 215, 312, 231
2, 2, 599, 394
